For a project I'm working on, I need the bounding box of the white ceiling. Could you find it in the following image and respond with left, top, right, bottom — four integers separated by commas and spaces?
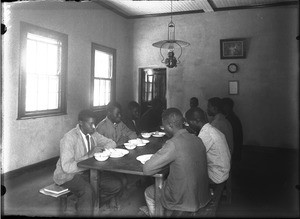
93, 0, 298, 18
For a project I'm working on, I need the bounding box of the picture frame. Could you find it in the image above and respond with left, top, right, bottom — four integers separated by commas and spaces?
228, 80, 239, 95
220, 38, 246, 59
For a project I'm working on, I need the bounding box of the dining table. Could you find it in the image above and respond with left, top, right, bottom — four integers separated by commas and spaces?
77, 133, 168, 216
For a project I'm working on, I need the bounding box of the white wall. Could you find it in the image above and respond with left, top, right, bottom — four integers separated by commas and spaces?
2, 2, 133, 173
132, 6, 299, 149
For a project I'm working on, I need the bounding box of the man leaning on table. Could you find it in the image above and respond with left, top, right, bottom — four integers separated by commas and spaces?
185, 107, 231, 185
96, 101, 137, 146
53, 109, 122, 216
141, 108, 211, 216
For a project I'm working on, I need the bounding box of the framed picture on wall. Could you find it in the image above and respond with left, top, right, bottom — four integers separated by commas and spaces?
220, 38, 246, 59
228, 80, 239, 95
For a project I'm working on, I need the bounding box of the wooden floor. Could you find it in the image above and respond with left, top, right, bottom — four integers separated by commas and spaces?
1, 146, 299, 218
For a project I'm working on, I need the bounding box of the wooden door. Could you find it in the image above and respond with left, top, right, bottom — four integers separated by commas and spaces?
140, 68, 167, 115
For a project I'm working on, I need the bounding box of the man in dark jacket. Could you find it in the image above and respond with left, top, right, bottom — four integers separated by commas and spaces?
142, 108, 211, 216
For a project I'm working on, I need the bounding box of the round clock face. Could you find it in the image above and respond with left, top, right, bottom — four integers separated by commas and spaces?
228, 63, 238, 73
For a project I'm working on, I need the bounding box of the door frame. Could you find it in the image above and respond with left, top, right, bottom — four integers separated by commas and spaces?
138, 67, 167, 115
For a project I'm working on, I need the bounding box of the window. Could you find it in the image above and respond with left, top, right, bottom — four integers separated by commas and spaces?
18, 22, 67, 119
91, 43, 116, 109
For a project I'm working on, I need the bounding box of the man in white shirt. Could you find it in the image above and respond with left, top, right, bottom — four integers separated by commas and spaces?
207, 97, 234, 155
185, 107, 231, 184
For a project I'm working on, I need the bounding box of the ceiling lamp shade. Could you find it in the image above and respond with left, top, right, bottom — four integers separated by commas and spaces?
152, 1, 190, 68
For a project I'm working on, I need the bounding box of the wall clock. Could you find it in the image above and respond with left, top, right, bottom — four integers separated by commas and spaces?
228, 63, 238, 73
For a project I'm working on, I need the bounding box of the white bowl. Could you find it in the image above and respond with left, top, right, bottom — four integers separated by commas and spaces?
94, 154, 109, 161
95, 150, 111, 157
141, 132, 152, 138
124, 143, 136, 150
152, 132, 166, 137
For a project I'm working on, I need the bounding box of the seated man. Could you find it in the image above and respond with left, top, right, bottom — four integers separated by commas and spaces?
190, 96, 199, 109
122, 101, 142, 135
96, 101, 137, 145
53, 109, 122, 216
207, 97, 234, 154
142, 108, 211, 216
185, 107, 231, 185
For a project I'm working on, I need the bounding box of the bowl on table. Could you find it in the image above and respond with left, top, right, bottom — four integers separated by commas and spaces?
141, 132, 152, 138
129, 138, 149, 146
124, 143, 137, 150
94, 151, 110, 161
152, 131, 166, 137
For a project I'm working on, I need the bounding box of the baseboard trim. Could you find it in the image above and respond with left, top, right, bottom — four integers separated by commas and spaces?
1, 156, 59, 180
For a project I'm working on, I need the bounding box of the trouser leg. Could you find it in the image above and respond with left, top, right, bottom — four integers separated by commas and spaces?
99, 171, 123, 202
62, 173, 94, 216
144, 184, 155, 216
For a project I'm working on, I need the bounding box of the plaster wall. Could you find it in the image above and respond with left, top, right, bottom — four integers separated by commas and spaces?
132, 6, 299, 149
2, 2, 133, 173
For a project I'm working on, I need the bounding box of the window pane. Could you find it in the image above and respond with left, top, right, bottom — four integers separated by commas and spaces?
99, 80, 106, 106
93, 79, 100, 106
49, 76, 59, 93
105, 80, 111, 105
27, 40, 37, 74
36, 42, 48, 75
94, 50, 111, 78
48, 92, 58, 109
47, 44, 58, 75
37, 75, 49, 110
25, 74, 38, 111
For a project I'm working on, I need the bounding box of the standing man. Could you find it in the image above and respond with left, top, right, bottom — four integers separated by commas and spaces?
142, 108, 211, 216
207, 97, 234, 155
53, 109, 122, 216
221, 97, 243, 166
96, 101, 137, 145
185, 107, 231, 185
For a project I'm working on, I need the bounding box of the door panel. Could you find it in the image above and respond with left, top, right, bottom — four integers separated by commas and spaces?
140, 68, 166, 115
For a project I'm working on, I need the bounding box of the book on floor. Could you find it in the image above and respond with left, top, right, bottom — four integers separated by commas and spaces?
39, 188, 70, 198
43, 184, 69, 194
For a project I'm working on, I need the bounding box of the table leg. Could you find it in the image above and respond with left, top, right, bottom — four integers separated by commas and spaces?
90, 169, 99, 216
154, 176, 164, 216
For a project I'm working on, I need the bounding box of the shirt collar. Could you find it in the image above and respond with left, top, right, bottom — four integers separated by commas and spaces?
106, 116, 118, 127
200, 123, 211, 132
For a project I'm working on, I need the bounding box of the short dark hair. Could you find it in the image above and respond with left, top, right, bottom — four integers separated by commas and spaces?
78, 109, 96, 122
208, 97, 222, 111
107, 101, 122, 113
128, 101, 140, 110
190, 97, 199, 107
185, 107, 206, 123
162, 108, 183, 128
222, 97, 234, 109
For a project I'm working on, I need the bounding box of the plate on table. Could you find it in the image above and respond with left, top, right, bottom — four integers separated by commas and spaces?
136, 154, 153, 164
152, 132, 166, 137
109, 148, 129, 158
129, 139, 150, 147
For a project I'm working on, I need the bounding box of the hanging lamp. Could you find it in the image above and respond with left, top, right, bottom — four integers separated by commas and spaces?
152, 0, 190, 68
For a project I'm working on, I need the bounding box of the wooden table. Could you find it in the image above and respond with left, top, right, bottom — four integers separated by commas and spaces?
77, 136, 168, 216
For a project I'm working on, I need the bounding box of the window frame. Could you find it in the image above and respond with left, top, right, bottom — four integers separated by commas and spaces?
18, 22, 68, 119
90, 43, 116, 111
